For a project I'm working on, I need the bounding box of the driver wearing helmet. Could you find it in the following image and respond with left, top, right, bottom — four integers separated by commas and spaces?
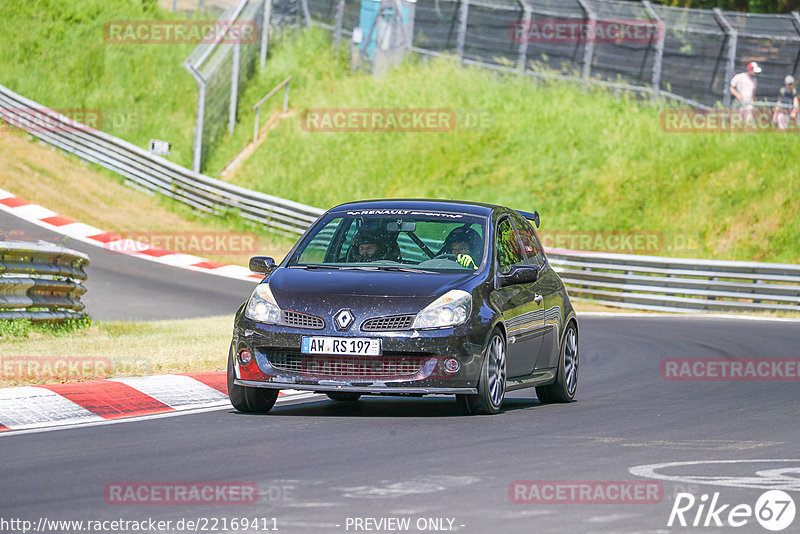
440, 226, 482, 269
348, 228, 400, 262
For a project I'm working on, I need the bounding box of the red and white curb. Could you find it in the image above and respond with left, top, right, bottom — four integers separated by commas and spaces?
0, 372, 312, 434
0, 187, 262, 283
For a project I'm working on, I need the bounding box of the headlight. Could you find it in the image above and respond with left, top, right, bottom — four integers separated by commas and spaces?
244, 284, 281, 324
412, 290, 472, 329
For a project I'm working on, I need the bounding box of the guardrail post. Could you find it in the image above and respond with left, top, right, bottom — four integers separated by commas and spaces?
714, 8, 737, 108
333, 0, 346, 48
516, 2, 532, 72
260, 0, 272, 68
643, 1, 665, 99
456, 0, 469, 65
576, 0, 596, 81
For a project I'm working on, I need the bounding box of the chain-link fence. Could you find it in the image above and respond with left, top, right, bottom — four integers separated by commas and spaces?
182, 0, 267, 172
303, 0, 800, 110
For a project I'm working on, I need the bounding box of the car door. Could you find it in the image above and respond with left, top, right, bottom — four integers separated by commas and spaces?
511, 213, 558, 370
491, 216, 544, 378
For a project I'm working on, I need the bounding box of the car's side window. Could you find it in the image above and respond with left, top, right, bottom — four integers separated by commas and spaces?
496, 218, 524, 274
512, 214, 545, 269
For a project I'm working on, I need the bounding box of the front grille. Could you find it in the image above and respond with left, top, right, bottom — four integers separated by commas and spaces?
282, 310, 325, 330
361, 314, 415, 331
267, 353, 429, 378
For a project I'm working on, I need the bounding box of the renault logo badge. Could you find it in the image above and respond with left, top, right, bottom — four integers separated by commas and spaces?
334, 309, 354, 331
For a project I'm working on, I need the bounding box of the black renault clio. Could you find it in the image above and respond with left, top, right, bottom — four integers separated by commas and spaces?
228, 199, 578, 415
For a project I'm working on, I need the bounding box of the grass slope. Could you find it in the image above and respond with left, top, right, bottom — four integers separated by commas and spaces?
0, 0, 199, 168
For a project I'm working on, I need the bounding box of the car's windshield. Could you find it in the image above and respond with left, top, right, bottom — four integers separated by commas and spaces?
288, 209, 488, 272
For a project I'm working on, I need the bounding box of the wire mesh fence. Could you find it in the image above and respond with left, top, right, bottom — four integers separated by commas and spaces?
302, 0, 800, 110
182, 0, 286, 172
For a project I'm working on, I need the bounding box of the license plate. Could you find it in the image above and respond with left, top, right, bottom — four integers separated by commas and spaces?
301, 336, 381, 356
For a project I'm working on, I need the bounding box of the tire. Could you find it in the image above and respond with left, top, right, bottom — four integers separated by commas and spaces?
536, 321, 578, 404
227, 348, 279, 413
326, 392, 362, 402
457, 329, 506, 415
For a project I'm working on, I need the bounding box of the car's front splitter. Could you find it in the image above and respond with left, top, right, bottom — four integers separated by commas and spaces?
234, 379, 478, 395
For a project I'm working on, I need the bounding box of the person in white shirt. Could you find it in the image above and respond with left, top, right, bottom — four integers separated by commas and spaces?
730, 62, 761, 127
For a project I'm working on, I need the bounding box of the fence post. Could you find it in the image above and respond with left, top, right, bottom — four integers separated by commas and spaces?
576, 0, 596, 81
261, 0, 272, 68
185, 64, 206, 173
516, 2, 531, 72
334, 0, 346, 48
456, 0, 469, 65
642, 1, 664, 99
790, 12, 800, 77
713, 8, 737, 108
301, 0, 312, 27
229, 42, 241, 134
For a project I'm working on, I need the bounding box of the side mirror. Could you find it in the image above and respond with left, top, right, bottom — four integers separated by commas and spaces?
249, 256, 276, 274
498, 265, 539, 287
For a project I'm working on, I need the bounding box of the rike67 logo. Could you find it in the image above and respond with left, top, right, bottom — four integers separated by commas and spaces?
668, 490, 796, 531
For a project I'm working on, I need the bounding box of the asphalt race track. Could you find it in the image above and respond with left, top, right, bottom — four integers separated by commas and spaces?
2, 209, 800, 533
2, 315, 799, 533
0, 210, 255, 320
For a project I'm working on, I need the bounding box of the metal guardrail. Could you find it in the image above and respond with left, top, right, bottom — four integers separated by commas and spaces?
0, 241, 90, 321
547, 250, 800, 313
0, 84, 325, 237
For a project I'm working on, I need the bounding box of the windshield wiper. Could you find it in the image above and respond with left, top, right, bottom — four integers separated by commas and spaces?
293, 264, 343, 270
373, 265, 438, 274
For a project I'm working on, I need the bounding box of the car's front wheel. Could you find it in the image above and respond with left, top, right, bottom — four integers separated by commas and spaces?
227, 348, 279, 413
457, 329, 506, 415
536, 321, 578, 403
326, 392, 362, 402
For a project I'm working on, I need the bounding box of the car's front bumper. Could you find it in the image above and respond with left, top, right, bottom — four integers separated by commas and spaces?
232, 316, 488, 395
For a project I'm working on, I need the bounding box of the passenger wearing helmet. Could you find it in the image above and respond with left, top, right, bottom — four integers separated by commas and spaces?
347, 228, 401, 262
773, 75, 798, 130
440, 226, 482, 269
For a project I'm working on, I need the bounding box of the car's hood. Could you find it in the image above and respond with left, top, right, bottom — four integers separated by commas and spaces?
268, 267, 476, 299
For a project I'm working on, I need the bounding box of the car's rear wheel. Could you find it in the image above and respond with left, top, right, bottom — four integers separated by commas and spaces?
457, 329, 506, 415
227, 348, 279, 413
536, 321, 578, 404
326, 392, 362, 402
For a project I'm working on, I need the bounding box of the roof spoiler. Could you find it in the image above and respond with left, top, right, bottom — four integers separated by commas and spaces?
516, 210, 540, 229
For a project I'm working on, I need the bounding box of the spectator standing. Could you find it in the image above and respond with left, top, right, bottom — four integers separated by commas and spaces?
730, 61, 761, 126
773, 75, 798, 130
